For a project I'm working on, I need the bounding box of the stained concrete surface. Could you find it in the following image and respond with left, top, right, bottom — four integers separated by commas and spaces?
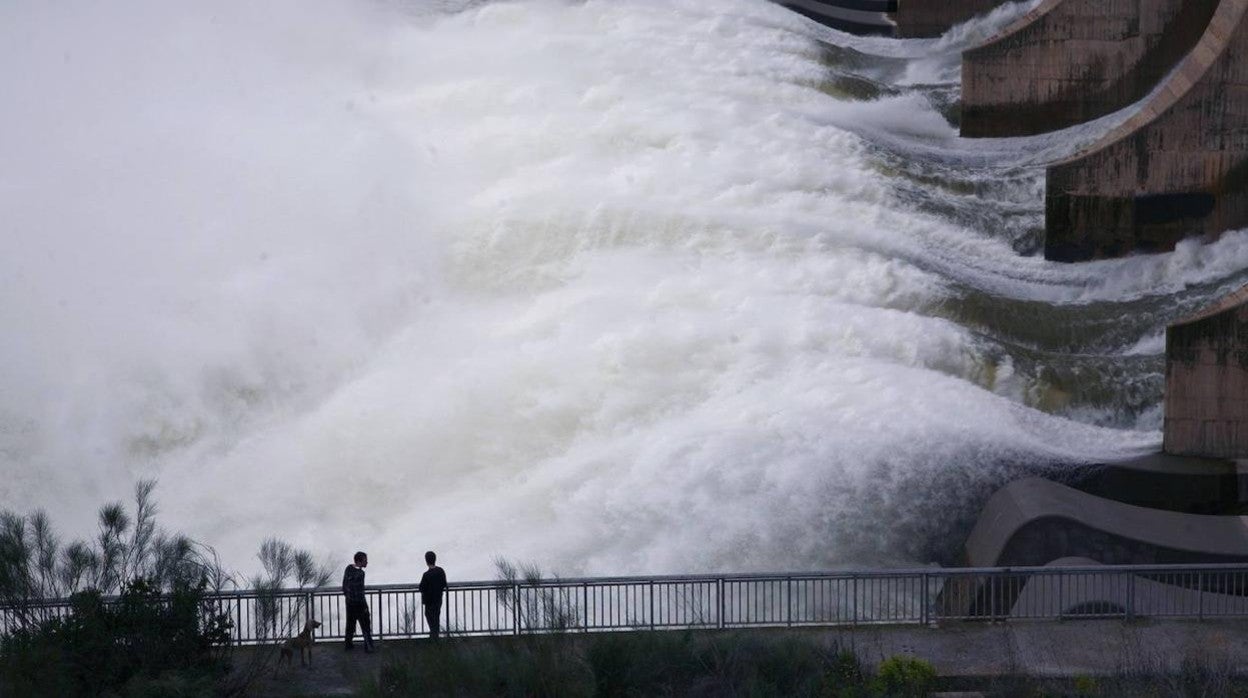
1165, 285, 1248, 459
1045, 0, 1248, 261
961, 0, 1218, 137
891, 0, 1014, 38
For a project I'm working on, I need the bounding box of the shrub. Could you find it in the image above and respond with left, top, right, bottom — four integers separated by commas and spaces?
0, 577, 231, 697
493, 558, 582, 633
371, 636, 594, 698
824, 649, 868, 696
0, 480, 228, 618
1073, 674, 1098, 696
872, 655, 936, 697
363, 631, 873, 698
0, 480, 329, 697
586, 631, 698, 694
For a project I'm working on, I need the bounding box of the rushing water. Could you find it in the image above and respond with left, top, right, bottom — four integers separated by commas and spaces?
3, 0, 1247, 582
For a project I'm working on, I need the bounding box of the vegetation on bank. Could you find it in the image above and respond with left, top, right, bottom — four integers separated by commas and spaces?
0, 481, 328, 697
1, 577, 230, 697
360, 630, 937, 698
360, 629, 1248, 698
955, 661, 1248, 698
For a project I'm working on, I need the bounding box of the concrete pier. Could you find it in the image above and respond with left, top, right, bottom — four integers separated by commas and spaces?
960, 286, 1248, 574
1044, 0, 1248, 262
961, 0, 1219, 138
1164, 284, 1248, 458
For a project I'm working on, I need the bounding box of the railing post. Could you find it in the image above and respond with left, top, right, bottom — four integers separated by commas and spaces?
649, 581, 655, 630
787, 577, 793, 628
1126, 572, 1134, 621
583, 582, 589, 632
852, 575, 858, 627
990, 570, 997, 621
717, 578, 725, 630
1198, 572, 1204, 621
305, 592, 315, 644
378, 591, 386, 640
921, 573, 929, 626
1058, 571, 1064, 621
512, 583, 520, 636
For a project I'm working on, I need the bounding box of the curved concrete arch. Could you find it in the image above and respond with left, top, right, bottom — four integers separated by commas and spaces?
964, 477, 1248, 568
1045, 0, 1248, 261
775, 0, 898, 36
772, 0, 1017, 38
961, 0, 1219, 137
1009, 557, 1248, 618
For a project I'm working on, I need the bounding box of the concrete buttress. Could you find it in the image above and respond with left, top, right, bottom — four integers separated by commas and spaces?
1164, 284, 1248, 459
1044, 0, 1248, 262
961, 0, 1219, 138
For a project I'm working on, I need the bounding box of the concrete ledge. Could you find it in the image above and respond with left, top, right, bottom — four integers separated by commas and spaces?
1044, 0, 1248, 262
891, 0, 1015, 38
961, 0, 1218, 137
964, 477, 1248, 568
1070, 452, 1247, 513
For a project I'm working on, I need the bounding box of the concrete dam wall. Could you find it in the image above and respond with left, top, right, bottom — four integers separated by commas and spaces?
952, 0, 1248, 572
769, 0, 1248, 573
961, 0, 1219, 138
1045, 0, 1248, 261
776, 0, 1248, 263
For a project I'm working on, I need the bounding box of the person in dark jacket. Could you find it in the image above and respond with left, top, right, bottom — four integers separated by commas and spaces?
419, 550, 448, 640
342, 551, 374, 652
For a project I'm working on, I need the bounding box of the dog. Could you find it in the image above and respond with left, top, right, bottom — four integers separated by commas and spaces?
277, 619, 322, 670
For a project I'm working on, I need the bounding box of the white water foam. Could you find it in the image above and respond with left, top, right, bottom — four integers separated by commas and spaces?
0, 0, 1231, 581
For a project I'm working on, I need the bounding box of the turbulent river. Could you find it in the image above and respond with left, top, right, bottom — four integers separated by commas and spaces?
3, 0, 1248, 582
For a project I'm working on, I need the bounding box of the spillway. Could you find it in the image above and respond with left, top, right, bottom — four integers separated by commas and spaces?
2, 0, 1247, 582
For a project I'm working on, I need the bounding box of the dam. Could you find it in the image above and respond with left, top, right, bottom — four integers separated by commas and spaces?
1, 0, 1247, 587
777, 0, 1248, 582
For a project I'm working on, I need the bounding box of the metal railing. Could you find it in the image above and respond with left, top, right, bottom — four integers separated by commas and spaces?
6, 563, 1248, 644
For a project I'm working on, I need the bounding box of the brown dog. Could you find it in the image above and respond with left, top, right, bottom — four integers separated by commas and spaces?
278, 619, 322, 670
